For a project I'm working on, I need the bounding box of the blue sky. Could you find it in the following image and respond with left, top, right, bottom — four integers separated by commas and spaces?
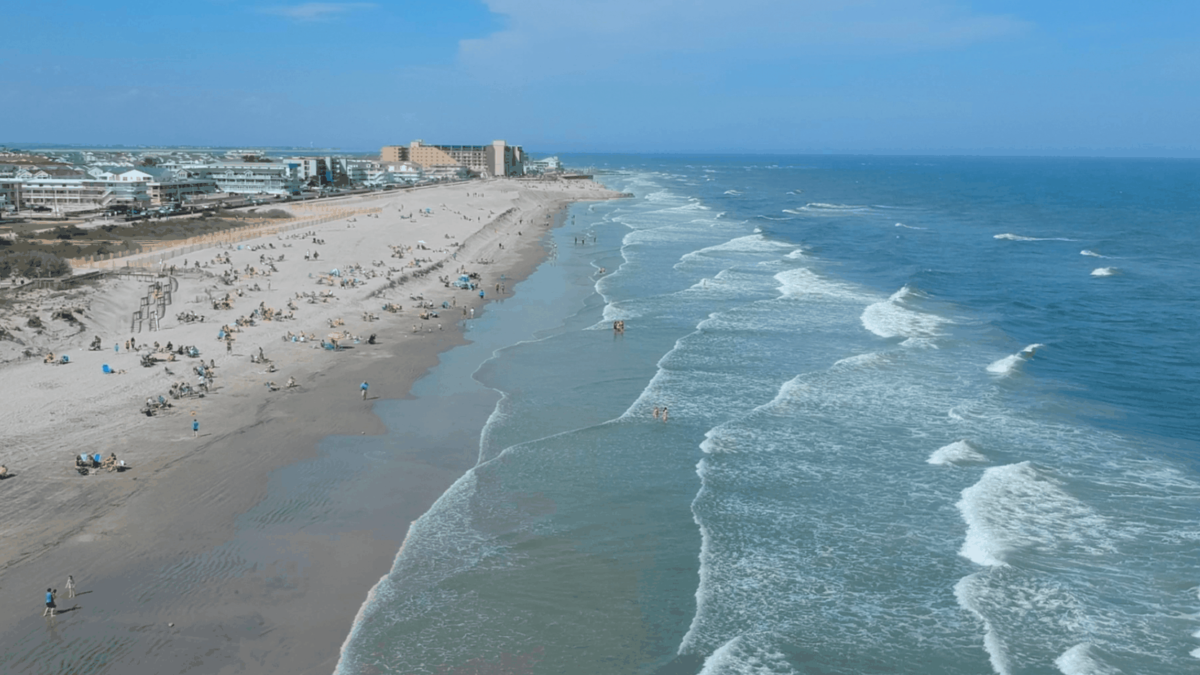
2, 1, 1198, 156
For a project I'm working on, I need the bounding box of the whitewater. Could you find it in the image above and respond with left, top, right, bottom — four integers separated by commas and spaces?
335, 156, 1200, 675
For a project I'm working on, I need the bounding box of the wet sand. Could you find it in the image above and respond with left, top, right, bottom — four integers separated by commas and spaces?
0, 180, 620, 674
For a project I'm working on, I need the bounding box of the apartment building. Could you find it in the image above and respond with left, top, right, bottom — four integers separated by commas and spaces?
0, 178, 21, 210
184, 162, 300, 195
380, 140, 524, 177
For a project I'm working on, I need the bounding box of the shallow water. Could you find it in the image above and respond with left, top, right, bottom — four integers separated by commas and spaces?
337, 156, 1200, 675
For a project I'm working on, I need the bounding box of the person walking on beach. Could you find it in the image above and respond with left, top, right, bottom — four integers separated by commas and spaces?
361, 382, 369, 400
66, 575, 76, 599
192, 418, 199, 438
42, 588, 56, 617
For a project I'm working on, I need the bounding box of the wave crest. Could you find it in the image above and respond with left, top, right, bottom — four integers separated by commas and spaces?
987, 344, 1043, 376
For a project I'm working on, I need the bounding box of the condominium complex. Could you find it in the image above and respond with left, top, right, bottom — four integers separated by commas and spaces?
0, 179, 22, 211
380, 140, 524, 177
16, 167, 220, 211
182, 162, 299, 196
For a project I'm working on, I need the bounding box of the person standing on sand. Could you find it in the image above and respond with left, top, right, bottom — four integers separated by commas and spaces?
42, 588, 56, 617
66, 575, 76, 598
361, 382, 369, 400
193, 418, 199, 438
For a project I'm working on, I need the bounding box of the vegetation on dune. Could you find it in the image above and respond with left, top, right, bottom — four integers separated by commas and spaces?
0, 208, 293, 260
0, 251, 73, 279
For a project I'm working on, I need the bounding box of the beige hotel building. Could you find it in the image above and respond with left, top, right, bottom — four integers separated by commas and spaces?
381, 140, 524, 177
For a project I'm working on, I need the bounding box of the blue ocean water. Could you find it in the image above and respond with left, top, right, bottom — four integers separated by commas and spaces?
336, 156, 1200, 675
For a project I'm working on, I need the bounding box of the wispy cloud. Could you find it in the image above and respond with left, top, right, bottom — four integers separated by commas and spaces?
260, 2, 376, 21
458, 0, 1031, 83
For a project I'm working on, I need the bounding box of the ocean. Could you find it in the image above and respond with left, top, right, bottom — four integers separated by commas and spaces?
335, 156, 1200, 675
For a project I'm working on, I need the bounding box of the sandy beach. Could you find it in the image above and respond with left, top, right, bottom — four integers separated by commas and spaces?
0, 177, 624, 674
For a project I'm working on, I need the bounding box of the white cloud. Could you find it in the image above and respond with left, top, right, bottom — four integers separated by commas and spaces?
457, 0, 1030, 82
261, 2, 376, 21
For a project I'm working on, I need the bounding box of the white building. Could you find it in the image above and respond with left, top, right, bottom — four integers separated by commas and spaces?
185, 162, 300, 196
19, 176, 137, 212
525, 156, 563, 174
0, 178, 21, 210
368, 161, 424, 186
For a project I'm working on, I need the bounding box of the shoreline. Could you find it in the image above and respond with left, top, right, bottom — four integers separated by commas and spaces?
0, 178, 622, 674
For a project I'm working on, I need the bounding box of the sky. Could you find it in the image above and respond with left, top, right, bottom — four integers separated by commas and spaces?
2, 1, 1198, 156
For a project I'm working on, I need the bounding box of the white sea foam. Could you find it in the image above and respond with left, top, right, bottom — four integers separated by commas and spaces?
986, 344, 1044, 376
807, 202, 864, 210
895, 222, 927, 230
994, 233, 1077, 242
928, 440, 989, 466
1081, 249, 1105, 258
782, 202, 871, 216
900, 336, 939, 349
774, 268, 869, 302
955, 573, 1013, 675
723, 189, 743, 196
956, 462, 1112, 568
785, 248, 806, 259
832, 351, 890, 369
696, 635, 792, 675
1091, 267, 1118, 277
676, 234, 792, 266
860, 285, 951, 339
1055, 643, 1121, 675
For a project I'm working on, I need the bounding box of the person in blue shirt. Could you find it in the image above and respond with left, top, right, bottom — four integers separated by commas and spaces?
42, 588, 56, 617
193, 418, 199, 438
361, 382, 369, 400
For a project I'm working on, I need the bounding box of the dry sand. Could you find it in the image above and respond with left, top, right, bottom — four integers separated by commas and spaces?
0, 177, 624, 674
